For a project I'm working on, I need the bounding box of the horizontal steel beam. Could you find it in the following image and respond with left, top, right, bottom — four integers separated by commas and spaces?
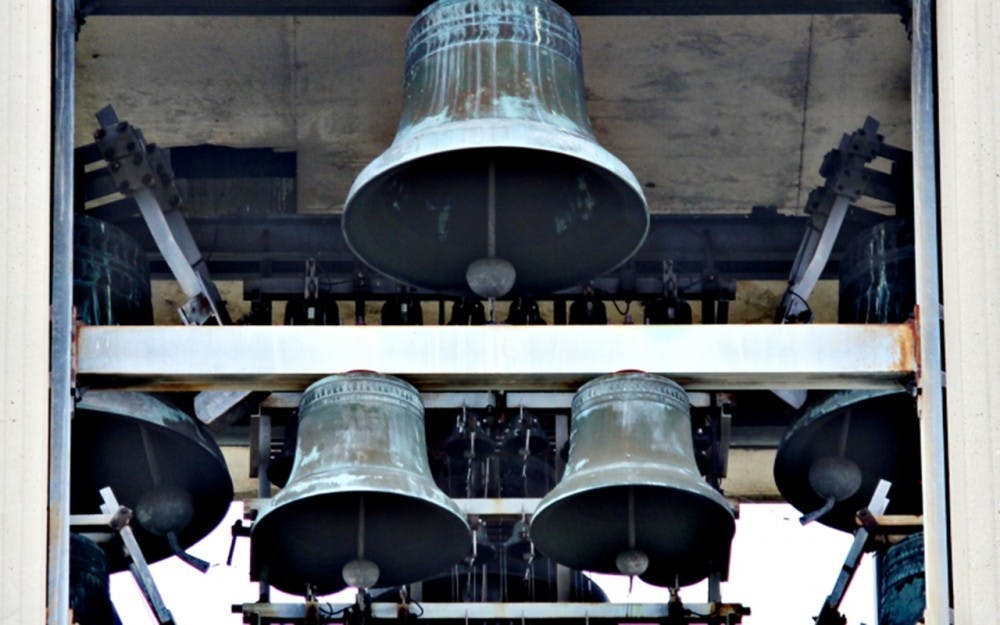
81, 0, 899, 16
76, 323, 915, 392
93, 209, 883, 284
238, 601, 748, 623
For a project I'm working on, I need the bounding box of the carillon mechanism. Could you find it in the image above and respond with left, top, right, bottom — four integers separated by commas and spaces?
343, 0, 648, 297
530, 372, 735, 587
250, 373, 470, 595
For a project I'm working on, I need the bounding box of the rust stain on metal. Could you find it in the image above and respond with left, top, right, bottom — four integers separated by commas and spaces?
909, 306, 922, 380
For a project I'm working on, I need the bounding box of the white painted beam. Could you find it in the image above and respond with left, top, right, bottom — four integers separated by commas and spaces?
76, 324, 915, 391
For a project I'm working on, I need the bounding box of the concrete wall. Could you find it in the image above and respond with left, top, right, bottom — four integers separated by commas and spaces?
0, 1, 53, 623
937, 2, 1000, 622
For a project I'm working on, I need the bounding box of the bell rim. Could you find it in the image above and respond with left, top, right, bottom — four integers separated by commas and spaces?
530, 481, 735, 583
251, 488, 471, 594
343, 119, 649, 294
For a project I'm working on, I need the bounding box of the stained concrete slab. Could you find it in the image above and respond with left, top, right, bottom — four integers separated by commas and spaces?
75, 12, 910, 217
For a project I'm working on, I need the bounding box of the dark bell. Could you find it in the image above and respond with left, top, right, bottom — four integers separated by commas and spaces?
568, 295, 608, 325
506, 297, 546, 325
773, 389, 922, 533
70, 392, 233, 571
644, 296, 693, 325
284, 298, 340, 326
381, 295, 424, 325
342, 0, 648, 294
449, 298, 487, 325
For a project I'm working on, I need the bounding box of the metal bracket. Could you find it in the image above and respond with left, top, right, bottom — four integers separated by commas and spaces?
98, 487, 176, 625
92, 104, 231, 326
777, 116, 911, 324
814, 479, 892, 624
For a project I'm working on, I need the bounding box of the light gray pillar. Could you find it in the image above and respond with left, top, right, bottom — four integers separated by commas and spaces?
937, 2, 1000, 623
0, 1, 53, 623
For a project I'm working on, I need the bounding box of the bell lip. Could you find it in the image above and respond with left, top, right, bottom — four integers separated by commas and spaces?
773, 388, 918, 532
530, 477, 735, 581
342, 118, 649, 294
250, 483, 471, 594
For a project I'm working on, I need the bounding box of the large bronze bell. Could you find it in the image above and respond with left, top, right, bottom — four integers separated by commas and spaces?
530, 373, 735, 587
70, 392, 234, 571
343, 0, 648, 296
250, 373, 470, 595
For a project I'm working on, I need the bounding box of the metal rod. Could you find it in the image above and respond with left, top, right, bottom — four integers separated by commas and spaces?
47, 1, 76, 623
910, 0, 951, 622
487, 160, 496, 258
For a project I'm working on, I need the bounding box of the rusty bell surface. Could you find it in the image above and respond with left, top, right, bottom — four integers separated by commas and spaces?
530, 372, 735, 587
343, 0, 648, 296
71, 391, 234, 571
250, 373, 470, 595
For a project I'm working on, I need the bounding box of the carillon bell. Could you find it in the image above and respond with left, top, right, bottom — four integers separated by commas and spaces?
530, 373, 735, 587
773, 389, 921, 532
343, 0, 648, 297
250, 373, 470, 595
71, 392, 234, 571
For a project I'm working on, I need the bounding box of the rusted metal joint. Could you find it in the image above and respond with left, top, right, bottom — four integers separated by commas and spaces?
108, 505, 132, 531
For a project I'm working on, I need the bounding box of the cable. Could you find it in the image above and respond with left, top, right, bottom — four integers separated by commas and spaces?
611, 300, 631, 316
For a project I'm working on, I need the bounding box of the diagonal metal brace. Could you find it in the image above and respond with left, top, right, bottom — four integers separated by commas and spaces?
99, 487, 176, 625
814, 479, 892, 624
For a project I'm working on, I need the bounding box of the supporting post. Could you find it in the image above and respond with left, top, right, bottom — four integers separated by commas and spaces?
910, 0, 951, 623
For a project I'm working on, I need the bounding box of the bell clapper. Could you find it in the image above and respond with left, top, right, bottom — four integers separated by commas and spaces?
343, 496, 380, 589
616, 487, 650, 578
465, 160, 517, 299
800, 410, 862, 525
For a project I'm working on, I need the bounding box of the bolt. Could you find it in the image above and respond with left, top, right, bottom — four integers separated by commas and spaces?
125, 141, 136, 153
142, 173, 155, 186
118, 180, 131, 193
109, 161, 120, 172
93, 128, 106, 140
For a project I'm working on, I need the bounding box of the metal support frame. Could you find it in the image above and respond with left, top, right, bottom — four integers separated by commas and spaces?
89, 107, 231, 325
47, 2, 76, 624
910, 0, 950, 622
814, 479, 892, 624
776, 116, 911, 323
49, 3, 946, 625
237, 601, 750, 624
75, 324, 916, 392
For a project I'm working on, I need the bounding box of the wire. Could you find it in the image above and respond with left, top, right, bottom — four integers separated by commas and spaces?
409, 598, 425, 617
611, 300, 631, 316
783, 289, 814, 322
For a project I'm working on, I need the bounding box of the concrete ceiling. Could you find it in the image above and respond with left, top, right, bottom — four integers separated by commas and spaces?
75, 13, 911, 218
